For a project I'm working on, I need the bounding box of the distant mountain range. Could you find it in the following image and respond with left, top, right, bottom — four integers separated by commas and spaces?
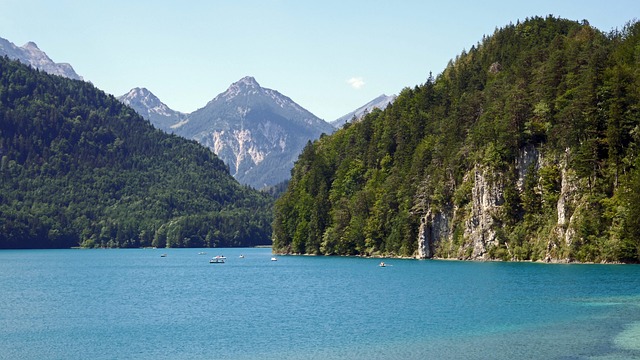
119, 83, 397, 188
330, 94, 396, 128
0, 35, 394, 188
119, 77, 335, 188
0, 36, 82, 80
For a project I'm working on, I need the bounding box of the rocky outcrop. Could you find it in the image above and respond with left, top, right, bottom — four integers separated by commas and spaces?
554, 149, 579, 247
417, 165, 506, 260
463, 167, 505, 259
417, 207, 451, 259
416, 144, 592, 262
516, 145, 541, 191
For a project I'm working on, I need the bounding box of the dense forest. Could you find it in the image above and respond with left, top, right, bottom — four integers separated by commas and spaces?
273, 17, 640, 263
0, 57, 273, 249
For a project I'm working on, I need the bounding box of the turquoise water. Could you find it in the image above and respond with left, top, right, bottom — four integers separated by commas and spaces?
1, 248, 639, 359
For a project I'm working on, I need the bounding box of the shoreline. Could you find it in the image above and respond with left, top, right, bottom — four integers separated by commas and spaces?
271, 251, 635, 265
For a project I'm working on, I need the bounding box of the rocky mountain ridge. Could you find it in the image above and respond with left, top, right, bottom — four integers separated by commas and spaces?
117, 87, 187, 132
330, 94, 396, 128
0, 37, 82, 80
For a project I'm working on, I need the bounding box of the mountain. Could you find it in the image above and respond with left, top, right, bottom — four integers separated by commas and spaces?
331, 94, 396, 128
0, 57, 273, 249
0, 37, 82, 80
176, 76, 335, 189
117, 87, 187, 132
272, 17, 640, 263
124, 76, 335, 189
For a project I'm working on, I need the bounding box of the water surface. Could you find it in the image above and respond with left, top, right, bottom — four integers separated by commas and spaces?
1, 248, 639, 359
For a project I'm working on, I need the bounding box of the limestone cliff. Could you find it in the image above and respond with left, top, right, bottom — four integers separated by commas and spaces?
463, 167, 504, 259
417, 146, 585, 262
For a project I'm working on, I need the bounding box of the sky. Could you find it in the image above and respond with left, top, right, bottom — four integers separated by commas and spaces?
1, 0, 638, 121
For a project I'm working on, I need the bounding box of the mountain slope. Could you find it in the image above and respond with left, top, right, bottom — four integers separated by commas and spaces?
273, 17, 640, 263
0, 37, 82, 80
0, 57, 273, 249
117, 87, 187, 132
330, 94, 396, 128
171, 76, 335, 188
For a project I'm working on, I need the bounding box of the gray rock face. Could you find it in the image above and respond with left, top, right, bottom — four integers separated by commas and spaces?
0, 37, 82, 80
418, 207, 451, 259
555, 149, 579, 247
464, 167, 504, 259
416, 144, 587, 261
516, 145, 540, 191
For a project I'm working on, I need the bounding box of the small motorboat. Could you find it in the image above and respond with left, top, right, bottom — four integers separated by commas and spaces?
379, 261, 386, 267
210, 256, 225, 264
271, 257, 278, 261
160, 253, 167, 257
239, 255, 245, 258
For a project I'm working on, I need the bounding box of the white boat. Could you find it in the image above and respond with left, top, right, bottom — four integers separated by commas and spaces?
271, 257, 278, 261
239, 255, 245, 258
379, 261, 386, 267
210, 256, 225, 264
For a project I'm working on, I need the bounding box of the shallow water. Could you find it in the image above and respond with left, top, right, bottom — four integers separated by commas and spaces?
0, 248, 638, 359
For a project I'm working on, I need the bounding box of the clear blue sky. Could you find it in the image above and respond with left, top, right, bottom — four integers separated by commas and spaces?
1, 0, 638, 120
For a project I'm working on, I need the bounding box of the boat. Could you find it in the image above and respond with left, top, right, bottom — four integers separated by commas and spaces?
239, 255, 245, 258
210, 256, 225, 264
160, 253, 167, 257
379, 261, 386, 267
271, 257, 278, 261
198, 252, 207, 255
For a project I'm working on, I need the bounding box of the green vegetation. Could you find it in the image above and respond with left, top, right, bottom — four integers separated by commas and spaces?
273, 17, 640, 263
0, 57, 273, 249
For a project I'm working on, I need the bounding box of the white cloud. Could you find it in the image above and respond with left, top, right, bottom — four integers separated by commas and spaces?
347, 77, 365, 89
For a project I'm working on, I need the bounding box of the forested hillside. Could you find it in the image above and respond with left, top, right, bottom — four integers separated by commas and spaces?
273, 17, 640, 263
0, 57, 273, 249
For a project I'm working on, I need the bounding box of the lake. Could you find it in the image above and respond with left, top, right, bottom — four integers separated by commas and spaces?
1, 247, 639, 359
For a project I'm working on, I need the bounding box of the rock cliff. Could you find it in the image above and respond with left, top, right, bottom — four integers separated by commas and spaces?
417, 146, 585, 261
